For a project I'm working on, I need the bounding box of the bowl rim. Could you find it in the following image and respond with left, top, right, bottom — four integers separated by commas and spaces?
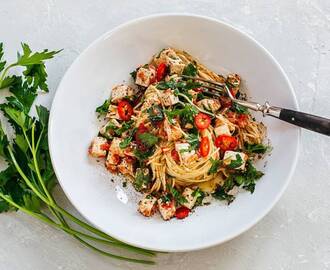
49, 13, 301, 252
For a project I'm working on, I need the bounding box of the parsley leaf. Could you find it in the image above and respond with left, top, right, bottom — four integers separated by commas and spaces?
167, 185, 187, 205
165, 104, 198, 125
134, 148, 154, 161
0, 43, 6, 73
119, 137, 132, 149
147, 105, 164, 123
208, 158, 221, 174
245, 143, 269, 154
212, 186, 234, 204
96, 99, 110, 115
182, 63, 197, 77
227, 154, 243, 169
232, 103, 248, 114
138, 133, 159, 147
134, 169, 151, 191
186, 132, 199, 150
192, 188, 205, 206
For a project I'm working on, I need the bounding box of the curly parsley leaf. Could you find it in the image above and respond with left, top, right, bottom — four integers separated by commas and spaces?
182, 63, 197, 77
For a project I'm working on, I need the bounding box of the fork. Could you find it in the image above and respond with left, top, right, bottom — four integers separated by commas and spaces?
182, 75, 330, 136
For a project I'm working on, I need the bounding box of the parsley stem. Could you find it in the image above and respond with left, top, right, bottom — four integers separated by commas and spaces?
0, 194, 155, 264
7, 146, 49, 204
0, 63, 17, 86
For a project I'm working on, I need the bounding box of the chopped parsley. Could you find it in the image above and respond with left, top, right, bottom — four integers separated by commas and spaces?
96, 99, 110, 115
138, 133, 159, 147
192, 188, 205, 206
182, 63, 197, 77
147, 105, 164, 123
186, 132, 199, 150
134, 169, 151, 191
212, 186, 235, 204
232, 103, 248, 114
165, 104, 198, 125
134, 148, 154, 161
227, 154, 243, 169
119, 136, 132, 149
245, 143, 269, 154
208, 158, 221, 174
167, 185, 187, 205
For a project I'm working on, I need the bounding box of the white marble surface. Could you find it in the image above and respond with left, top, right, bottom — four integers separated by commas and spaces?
1, 1, 330, 269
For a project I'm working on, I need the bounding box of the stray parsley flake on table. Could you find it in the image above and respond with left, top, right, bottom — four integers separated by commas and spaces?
0, 43, 155, 265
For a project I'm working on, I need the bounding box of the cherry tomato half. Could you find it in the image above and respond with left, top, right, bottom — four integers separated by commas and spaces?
215, 135, 238, 151
199, 137, 210, 157
194, 112, 211, 130
175, 206, 190, 219
117, 100, 133, 121
171, 149, 180, 163
156, 62, 167, 81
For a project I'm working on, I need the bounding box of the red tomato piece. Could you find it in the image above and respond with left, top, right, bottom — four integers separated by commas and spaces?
199, 137, 210, 157
171, 149, 180, 163
175, 206, 190, 219
156, 62, 167, 81
194, 112, 211, 130
215, 135, 238, 151
117, 100, 133, 121
100, 142, 110, 151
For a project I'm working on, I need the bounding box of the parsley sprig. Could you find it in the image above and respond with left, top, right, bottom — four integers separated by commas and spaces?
0, 43, 155, 265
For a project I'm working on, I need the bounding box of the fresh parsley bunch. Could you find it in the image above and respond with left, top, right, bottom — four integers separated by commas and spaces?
0, 43, 155, 265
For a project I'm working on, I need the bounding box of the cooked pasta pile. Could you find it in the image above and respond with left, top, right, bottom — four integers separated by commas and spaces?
89, 48, 269, 221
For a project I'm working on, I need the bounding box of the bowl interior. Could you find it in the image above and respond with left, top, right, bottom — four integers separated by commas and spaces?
49, 14, 299, 252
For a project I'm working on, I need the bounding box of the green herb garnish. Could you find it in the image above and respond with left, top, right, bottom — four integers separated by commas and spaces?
232, 103, 248, 114
0, 43, 155, 265
134, 169, 151, 191
208, 158, 221, 174
96, 99, 110, 115
245, 143, 269, 154
227, 154, 243, 169
182, 63, 197, 77
138, 133, 159, 147
147, 105, 164, 123
167, 185, 187, 205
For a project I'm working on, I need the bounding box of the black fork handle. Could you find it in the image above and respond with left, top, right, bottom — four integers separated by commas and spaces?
276, 108, 330, 136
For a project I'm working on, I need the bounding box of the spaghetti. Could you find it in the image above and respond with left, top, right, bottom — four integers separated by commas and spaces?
89, 47, 269, 220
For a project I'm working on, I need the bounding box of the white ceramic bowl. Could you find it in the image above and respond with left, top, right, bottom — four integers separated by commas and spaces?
49, 14, 300, 252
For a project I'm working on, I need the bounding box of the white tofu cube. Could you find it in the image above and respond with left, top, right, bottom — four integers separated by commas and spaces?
164, 120, 183, 141
111, 85, 135, 103
135, 65, 156, 87
214, 124, 231, 137
138, 194, 157, 217
105, 151, 120, 172
197, 99, 221, 112
88, 137, 108, 158
161, 89, 179, 106
182, 188, 197, 209
157, 198, 176, 220
118, 157, 134, 177
223, 151, 247, 170
175, 143, 195, 162
109, 137, 125, 157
